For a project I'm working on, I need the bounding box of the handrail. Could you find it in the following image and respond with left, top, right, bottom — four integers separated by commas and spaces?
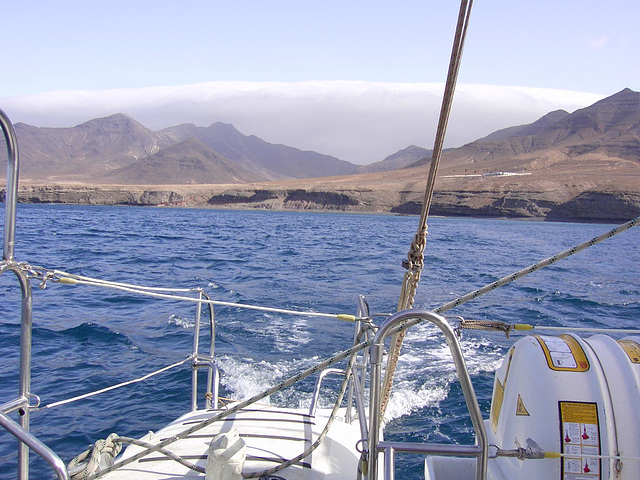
1, 108, 19, 262
0, 412, 69, 480
1, 111, 69, 479
191, 290, 219, 410
368, 309, 488, 480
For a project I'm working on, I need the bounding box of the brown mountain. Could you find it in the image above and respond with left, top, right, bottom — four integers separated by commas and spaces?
13, 114, 175, 181
7, 89, 640, 222
6, 115, 358, 183
356, 145, 432, 173
479, 109, 571, 142
160, 122, 357, 179
435, 88, 639, 175
101, 137, 264, 184
3, 88, 639, 223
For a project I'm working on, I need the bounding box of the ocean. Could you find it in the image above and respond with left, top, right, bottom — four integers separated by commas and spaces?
1, 204, 638, 479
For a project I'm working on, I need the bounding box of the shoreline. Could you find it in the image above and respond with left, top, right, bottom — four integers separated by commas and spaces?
4, 182, 638, 224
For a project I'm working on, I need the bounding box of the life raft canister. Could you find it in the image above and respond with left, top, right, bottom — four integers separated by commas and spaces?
487, 334, 640, 480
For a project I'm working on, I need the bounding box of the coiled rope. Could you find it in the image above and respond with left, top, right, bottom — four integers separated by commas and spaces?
68, 433, 122, 479
384, 0, 474, 417
68, 434, 204, 479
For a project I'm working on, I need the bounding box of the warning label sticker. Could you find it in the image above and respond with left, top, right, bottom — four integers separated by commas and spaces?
535, 335, 589, 372
516, 394, 530, 416
618, 339, 640, 364
559, 402, 601, 480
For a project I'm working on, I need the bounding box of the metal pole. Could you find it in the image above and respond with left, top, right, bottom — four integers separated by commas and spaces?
1, 108, 19, 262
1, 262, 35, 479
0, 411, 68, 480
368, 309, 488, 480
191, 290, 203, 411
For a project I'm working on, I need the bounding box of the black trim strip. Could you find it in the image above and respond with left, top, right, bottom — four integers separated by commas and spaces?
207, 408, 314, 419
161, 433, 311, 443
182, 417, 315, 426
139, 454, 311, 469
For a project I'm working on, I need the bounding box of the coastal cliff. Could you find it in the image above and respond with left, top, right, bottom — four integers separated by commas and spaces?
6, 183, 639, 223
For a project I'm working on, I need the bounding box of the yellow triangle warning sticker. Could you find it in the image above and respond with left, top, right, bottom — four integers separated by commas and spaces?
516, 394, 530, 416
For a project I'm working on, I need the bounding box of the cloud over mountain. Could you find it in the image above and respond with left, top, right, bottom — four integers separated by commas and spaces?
1, 81, 604, 164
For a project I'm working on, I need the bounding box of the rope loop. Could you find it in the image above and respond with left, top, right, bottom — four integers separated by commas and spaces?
68, 433, 122, 479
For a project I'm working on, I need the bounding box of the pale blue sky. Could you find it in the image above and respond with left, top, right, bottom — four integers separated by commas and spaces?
1, 0, 637, 163
4, 0, 637, 95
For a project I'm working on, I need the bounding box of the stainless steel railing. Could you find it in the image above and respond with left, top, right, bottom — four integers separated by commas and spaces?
1, 108, 69, 479
1, 107, 19, 262
367, 309, 488, 480
191, 289, 219, 411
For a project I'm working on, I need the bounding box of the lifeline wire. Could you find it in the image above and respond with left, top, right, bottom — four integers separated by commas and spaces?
52, 270, 356, 322
85, 338, 369, 479
38, 357, 192, 410
34, 216, 640, 412
436, 216, 639, 314
382, 216, 640, 340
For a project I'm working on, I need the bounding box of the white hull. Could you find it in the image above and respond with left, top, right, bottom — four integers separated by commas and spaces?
102, 405, 363, 480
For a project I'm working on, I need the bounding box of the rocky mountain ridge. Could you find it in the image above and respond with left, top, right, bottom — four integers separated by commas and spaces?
2, 88, 639, 222
9, 115, 358, 183
434, 88, 639, 174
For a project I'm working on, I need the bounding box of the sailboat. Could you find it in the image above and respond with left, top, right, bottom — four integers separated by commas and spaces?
1, 1, 638, 479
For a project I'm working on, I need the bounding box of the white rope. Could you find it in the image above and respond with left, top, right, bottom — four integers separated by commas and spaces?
39, 356, 192, 410
70, 217, 637, 477
53, 270, 198, 292
68, 433, 122, 479
84, 339, 370, 479
56, 273, 353, 321
523, 325, 640, 335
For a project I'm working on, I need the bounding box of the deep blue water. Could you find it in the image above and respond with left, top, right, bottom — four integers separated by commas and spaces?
0, 204, 638, 479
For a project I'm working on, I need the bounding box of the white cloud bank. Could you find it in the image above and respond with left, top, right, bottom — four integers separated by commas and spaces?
1, 82, 605, 164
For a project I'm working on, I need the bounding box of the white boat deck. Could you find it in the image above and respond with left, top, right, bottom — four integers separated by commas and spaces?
102, 404, 363, 479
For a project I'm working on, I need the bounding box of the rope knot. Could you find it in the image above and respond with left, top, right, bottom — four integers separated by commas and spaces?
402, 227, 428, 271
68, 433, 122, 479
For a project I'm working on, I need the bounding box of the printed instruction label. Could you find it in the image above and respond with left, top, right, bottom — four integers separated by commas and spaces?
544, 336, 577, 368
536, 335, 589, 372
559, 401, 601, 480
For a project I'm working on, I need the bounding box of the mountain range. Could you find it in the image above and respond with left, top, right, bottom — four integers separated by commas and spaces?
5, 88, 637, 186
2, 88, 639, 222
10, 114, 360, 183
433, 88, 638, 176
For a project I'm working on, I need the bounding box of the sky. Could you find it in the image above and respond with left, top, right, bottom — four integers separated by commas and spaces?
1, 0, 638, 164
